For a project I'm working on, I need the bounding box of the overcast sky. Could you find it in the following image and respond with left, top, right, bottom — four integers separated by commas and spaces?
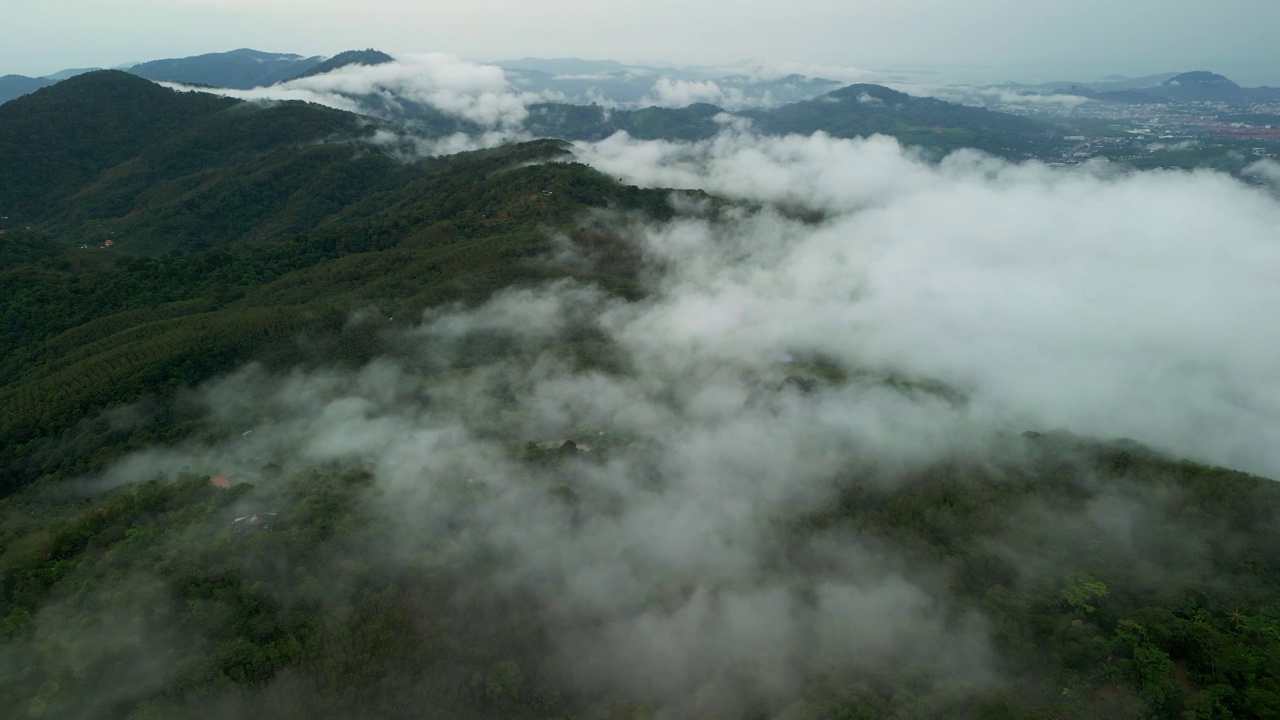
5, 0, 1280, 85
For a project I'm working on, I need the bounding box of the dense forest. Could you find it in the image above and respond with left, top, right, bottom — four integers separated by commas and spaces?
1, 71, 1278, 720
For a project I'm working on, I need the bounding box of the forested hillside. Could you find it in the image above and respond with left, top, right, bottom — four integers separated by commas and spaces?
526, 86, 1058, 156
0, 73, 55, 104
0, 72, 675, 495
1, 70, 1278, 720
127, 49, 325, 90
745, 84, 1053, 157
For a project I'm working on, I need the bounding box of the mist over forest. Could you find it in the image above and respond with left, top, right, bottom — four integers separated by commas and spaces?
1, 51, 1279, 720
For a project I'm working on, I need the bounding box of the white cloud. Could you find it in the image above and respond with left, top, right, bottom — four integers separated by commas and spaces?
82, 124, 1280, 714
167, 53, 541, 129
891, 82, 1094, 110
1246, 158, 1280, 188
646, 77, 725, 107
575, 131, 1280, 478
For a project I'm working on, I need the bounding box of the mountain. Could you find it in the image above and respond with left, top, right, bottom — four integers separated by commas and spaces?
523, 83, 1055, 156
747, 83, 1051, 155
287, 48, 395, 80
0, 74, 54, 104
0, 69, 672, 493
525, 101, 727, 141
0, 67, 1278, 720
42, 66, 103, 81
128, 48, 324, 89
0, 71, 240, 219
1050, 70, 1280, 103
1157, 71, 1252, 102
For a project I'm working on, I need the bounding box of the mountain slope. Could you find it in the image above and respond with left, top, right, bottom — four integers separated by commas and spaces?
747, 83, 1053, 156
1156, 71, 1256, 102
288, 49, 395, 80
0, 74, 54, 105
127, 48, 324, 89
0, 71, 238, 220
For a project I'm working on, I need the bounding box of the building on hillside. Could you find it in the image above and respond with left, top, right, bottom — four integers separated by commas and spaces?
210, 476, 232, 489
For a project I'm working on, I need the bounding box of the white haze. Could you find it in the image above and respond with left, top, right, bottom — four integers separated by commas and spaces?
576, 131, 1280, 479
86, 128, 1280, 713
166, 53, 544, 129
1247, 158, 1280, 189
892, 82, 1094, 112
160, 53, 871, 135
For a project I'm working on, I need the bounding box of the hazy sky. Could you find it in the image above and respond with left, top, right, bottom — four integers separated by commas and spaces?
5, 0, 1280, 84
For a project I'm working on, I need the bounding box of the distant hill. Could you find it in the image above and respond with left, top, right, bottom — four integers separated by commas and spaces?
288, 48, 395, 80
1156, 71, 1253, 102
0, 74, 54, 105
748, 83, 1050, 155
524, 101, 727, 142
524, 82, 1055, 157
43, 66, 103, 81
128, 48, 324, 89
1050, 70, 1280, 103
1084, 72, 1181, 92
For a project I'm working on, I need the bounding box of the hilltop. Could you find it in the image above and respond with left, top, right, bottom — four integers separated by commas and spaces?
748, 83, 1050, 156
0, 74, 54, 104
127, 48, 324, 89
0, 71, 239, 219
287, 48, 396, 81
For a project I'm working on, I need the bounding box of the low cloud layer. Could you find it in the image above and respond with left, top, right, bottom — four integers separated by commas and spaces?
163, 54, 870, 134
898, 83, 1094, 112
166, 52, 541, 129
576, 131, 1280, 479
66, 128, 1280, 715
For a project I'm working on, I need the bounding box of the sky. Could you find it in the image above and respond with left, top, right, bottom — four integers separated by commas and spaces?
6, 0, 1280, 85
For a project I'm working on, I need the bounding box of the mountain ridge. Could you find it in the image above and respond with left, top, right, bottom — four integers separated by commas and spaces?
286, 48, 395, 81
128, 48, 325, 89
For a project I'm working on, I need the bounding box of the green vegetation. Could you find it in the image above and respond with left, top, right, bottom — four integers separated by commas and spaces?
0, 72, 677, 494
524, 85, 1063, 158
1102, 142, 1267, 174
2, 431, 1277, 718
0, 149, 673, 495
2, 69, 1278, 720
0, 73, 55, 105
745, 84, 1060, 158
290, 49, 395, 81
